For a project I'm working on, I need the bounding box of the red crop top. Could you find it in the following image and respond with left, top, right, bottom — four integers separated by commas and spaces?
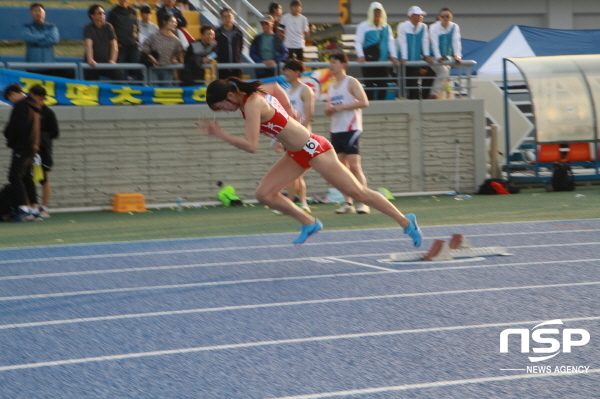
241, 94, 290, 139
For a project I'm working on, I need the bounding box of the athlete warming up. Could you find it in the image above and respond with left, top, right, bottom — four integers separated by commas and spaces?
197, 77, 422, 246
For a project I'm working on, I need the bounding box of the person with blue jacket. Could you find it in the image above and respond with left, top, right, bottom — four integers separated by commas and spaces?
397, 6, 435, 99
354, 2, 398, 101
250, 15, 287, 79
23, 3, 59, 63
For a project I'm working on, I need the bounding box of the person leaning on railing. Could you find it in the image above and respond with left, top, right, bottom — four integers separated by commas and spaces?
215, 7, 244, 80
429, 8, 462, 99
396, 6, 435, 99
83, 4, 121, 81
181, 25, 217, 86
354, 2, 398, 101
141, 14, 184, 86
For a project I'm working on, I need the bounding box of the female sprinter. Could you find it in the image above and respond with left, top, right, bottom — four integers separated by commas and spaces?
197, 77, 422, 246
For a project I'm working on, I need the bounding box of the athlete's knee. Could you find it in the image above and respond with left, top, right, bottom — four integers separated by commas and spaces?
255, 188, 276, 205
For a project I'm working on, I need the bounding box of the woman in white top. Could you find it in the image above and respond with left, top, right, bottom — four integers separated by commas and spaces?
429, 8, 462, 98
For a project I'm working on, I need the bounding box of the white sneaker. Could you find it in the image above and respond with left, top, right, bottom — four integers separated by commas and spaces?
272, 209, 283, 215
336, 203, 356, 214
300, 203, 311, 213
40, 205, 50, 218
355, 203, 370, 214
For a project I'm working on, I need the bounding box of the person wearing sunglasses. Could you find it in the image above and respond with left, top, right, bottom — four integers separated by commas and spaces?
429, 8, 462, 99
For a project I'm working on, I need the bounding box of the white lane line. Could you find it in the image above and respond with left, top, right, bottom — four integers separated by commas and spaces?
1, 258, 599, 301
0, 229, 597, 265
2, 281, 599, 330
326, 257, 393, 271
0, 255, 368, 281
1, 243, 600, 282
1, 315, 599, 372
268, 369, 600, 399
0, 218, 594, 253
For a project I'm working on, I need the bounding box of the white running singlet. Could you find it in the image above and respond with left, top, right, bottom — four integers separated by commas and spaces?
286, 83, 307, 125
328, 76, 362, 133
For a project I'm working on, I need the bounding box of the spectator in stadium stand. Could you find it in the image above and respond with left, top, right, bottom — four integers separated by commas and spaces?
83, 4, 121, 81
23, 3, 59, 63
157, 0, 189, 48
22, 3, 74, 78
215, 7, 244, 80
157, 0, 187, 28
138, 5, 159, 50
275, 24, 285, 42
181, 25, 217, 86
141, 14, 184, 85
429, 8, 462, 99
279, 0, 309, 60
268, 2, 283, 30
107, 0, 140, 81
354, 2, 398, 101
250, 15, 287, 79
397, 6, 435, 99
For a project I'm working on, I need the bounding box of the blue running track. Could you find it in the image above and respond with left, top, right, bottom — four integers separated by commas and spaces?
0, 219, 598, 398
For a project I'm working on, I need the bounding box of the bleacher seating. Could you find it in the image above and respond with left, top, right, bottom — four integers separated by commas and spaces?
181, 10, 200, 25
566, 143, 594, 162
537, 144, 563, 164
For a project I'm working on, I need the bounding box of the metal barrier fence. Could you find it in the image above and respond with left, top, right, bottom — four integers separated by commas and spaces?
3, 60, 476, 99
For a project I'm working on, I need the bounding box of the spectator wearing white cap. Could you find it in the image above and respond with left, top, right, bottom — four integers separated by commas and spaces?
397, 6, 435, 99
429, 8, 462, 98
354, 2, 398, 101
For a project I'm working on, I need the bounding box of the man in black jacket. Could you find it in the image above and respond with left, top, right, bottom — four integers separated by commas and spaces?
29, 85, 59, 218
215, 7, 244, 79
2, 84, 42, 222
181, 25, 217, 86
107, 0, 140, 81
157, 0, 187, 33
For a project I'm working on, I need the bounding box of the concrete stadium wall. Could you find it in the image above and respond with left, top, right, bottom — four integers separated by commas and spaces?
0, 100, 485, 210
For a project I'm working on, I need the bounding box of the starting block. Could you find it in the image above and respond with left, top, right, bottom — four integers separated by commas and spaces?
389, 234, 511, 262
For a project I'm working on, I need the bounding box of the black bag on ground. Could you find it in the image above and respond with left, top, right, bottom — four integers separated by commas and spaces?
478, 178, 520, 195
552, 162, 575, 191
0, 184, 18, 220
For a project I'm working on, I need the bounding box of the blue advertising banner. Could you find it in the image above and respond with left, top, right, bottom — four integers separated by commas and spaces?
0, 68, 331, 106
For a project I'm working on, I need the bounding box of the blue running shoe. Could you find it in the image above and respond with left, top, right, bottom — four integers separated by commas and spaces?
292, 219, 323, 244
403, 213, 422, 247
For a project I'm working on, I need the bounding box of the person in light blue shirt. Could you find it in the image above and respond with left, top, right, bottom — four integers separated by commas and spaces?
397, 6, 435, 99
23, 3, 59, 63
354, 2, 398, 101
